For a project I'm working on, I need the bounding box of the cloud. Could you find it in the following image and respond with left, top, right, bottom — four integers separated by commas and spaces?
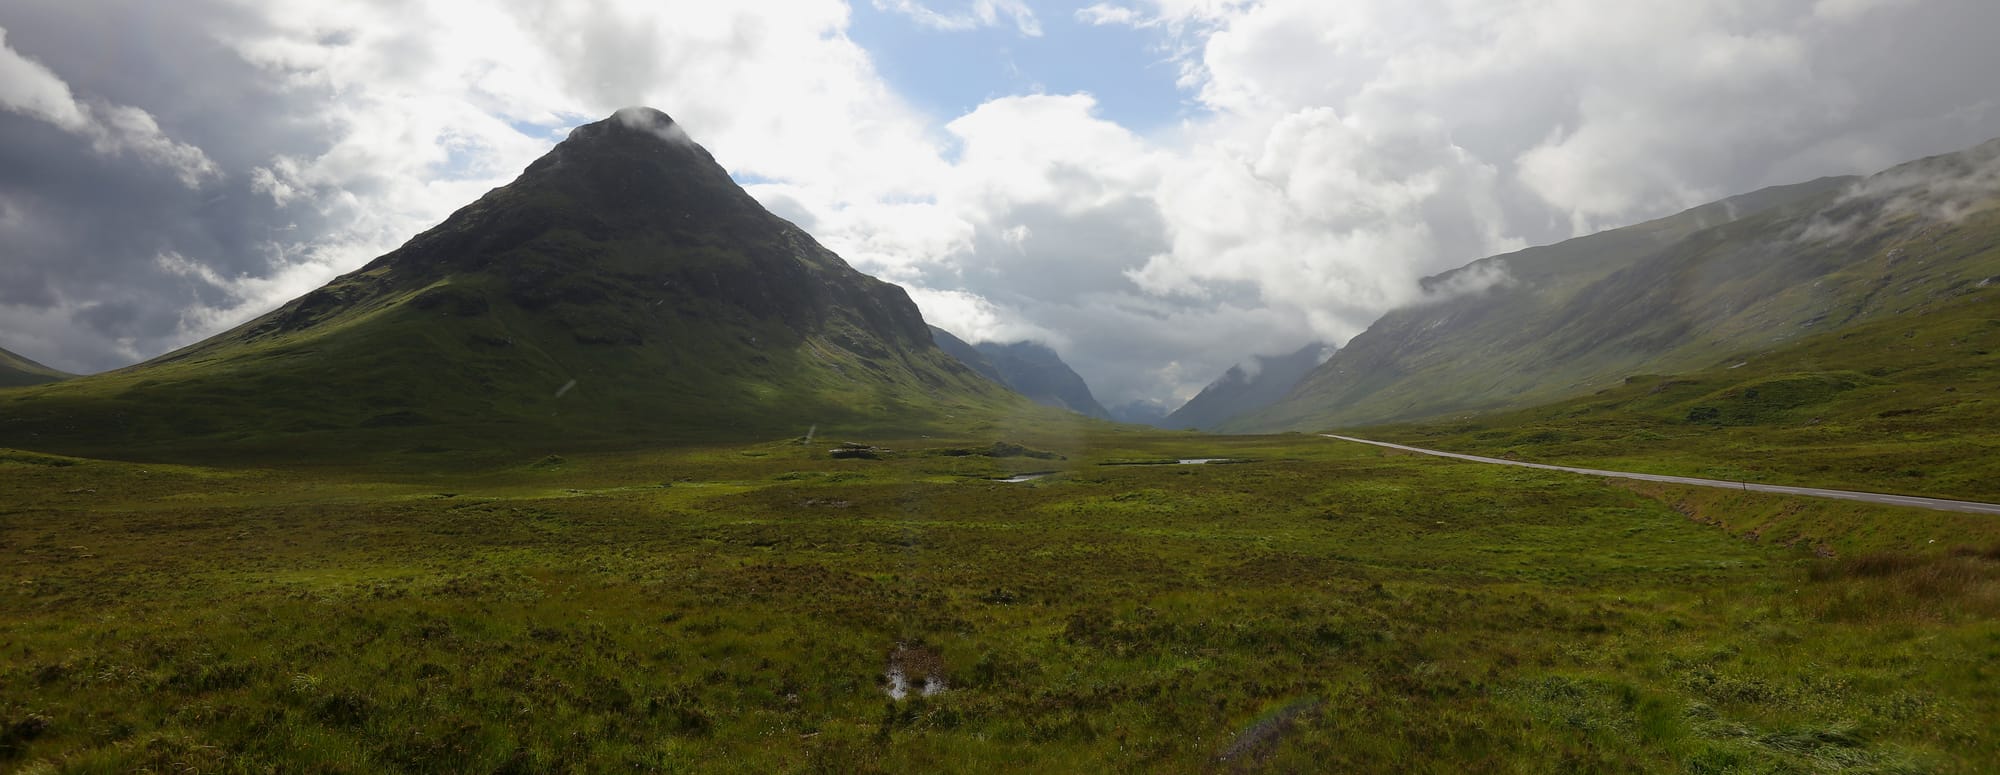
1813, 0, 1918, 22
3, 0, 2000, 408
0, 27, 89, 130
1010, 0, 2000, 403
1797, 137, 2000, 244
0, 26, 219, 187
1129, 107, 1521, 334
1075, 4, 1141, 26
874, 0, 1042, 35
0, 0, 952, 373
1418, 260, 1514, 304
907, 287, 1062, 347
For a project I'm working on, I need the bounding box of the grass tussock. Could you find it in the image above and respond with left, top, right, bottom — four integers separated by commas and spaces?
1803, 546, 2000, 623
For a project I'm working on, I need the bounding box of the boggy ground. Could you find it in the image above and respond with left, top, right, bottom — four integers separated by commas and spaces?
2, 432, 1998, 773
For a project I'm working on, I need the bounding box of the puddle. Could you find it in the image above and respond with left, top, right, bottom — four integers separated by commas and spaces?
995, 471, 1055, 483
884, 666, 948, 700
1103, 458, 1240, 467
883, 642, 948, 700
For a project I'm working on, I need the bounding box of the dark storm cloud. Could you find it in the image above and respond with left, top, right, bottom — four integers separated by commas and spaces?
0, 0, 345, 372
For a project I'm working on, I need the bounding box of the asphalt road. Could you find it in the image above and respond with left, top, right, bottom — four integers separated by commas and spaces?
1321, 434, 2000, 516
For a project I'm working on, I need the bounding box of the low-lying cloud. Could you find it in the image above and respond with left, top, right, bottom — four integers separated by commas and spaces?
1798, 137, 2000, 244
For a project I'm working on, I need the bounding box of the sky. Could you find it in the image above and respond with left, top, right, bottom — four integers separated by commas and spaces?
2, 0, 1999, 407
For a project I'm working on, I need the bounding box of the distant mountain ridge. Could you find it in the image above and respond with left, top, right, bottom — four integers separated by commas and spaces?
0, 108, 1017, 461
0, 346, 71, 388
1108, 399, 1170, 427
929, 326, 1110, 419
928, 326, 1007, 386
1164, 341, 1330, 430
1231, 137, 2000, 432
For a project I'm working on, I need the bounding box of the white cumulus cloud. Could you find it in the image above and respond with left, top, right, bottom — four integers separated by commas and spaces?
4, 0, 2000, 407
0, 26, 218, 187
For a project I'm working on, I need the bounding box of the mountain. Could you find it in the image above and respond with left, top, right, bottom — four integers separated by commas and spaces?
0, 108, 1016, 461
1231, 137, 2000, 431
1108, 399, 1170, 427
928, 325, 1007, 385
1164, 341, 1331, 430
1370, 287, 2000, 502
974, 341, 1112, 420
0, 346, 72, 388
928, 326, 1110, 419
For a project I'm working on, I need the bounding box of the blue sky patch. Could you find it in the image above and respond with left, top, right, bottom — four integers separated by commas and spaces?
846, 1, 1194, 131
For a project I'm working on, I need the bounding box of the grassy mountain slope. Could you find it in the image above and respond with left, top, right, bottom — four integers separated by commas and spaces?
0, 108, 1025, 463
1367, 270, 2000, 502
1164, 341, 1330, 430
1239, 139, 2000, 433
1234, 176, 1950, 431
0, 346, 71, 388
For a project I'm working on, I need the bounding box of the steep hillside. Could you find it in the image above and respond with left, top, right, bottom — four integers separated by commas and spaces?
928, 325, 1007, 385
0, 108, 1021, 462
1368, 278, 2000, 502
1164, 341, 1330, 430
972, 340, 1111, 419
930, 326, 1111, 419
0, 346, 72, 388
1236, 138, 2000, 431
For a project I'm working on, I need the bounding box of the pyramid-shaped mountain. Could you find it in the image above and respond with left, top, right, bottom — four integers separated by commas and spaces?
0, 108, 1014, 461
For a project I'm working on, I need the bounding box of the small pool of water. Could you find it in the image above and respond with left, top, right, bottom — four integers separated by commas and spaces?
884, 665, 948, 700
996, 472, 1054, 483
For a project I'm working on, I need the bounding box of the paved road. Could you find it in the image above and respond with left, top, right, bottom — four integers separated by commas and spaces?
1322, 434, 2000, 516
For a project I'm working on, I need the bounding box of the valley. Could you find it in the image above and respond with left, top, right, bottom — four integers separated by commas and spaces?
3, 105, 1998, 773
6, 432, 2000, 772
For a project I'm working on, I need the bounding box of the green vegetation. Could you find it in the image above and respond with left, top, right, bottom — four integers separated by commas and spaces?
0, 285, 1026, 466
0, 109, 1035, 464
5, 109, 1997, 772
6, 431, 1999, 772
1369, 282, 2000, 503
1236, 140, 2000, 433
0, 346, 71, 389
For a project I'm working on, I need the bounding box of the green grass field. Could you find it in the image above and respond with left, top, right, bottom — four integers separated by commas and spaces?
6, 431, 1998, 772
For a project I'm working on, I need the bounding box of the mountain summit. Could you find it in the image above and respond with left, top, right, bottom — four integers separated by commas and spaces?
188, 107, 932, 353
0, 108, 1012, 461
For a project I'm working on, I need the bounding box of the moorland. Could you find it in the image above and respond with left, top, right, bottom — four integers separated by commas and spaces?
5, 426, 2000, 772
